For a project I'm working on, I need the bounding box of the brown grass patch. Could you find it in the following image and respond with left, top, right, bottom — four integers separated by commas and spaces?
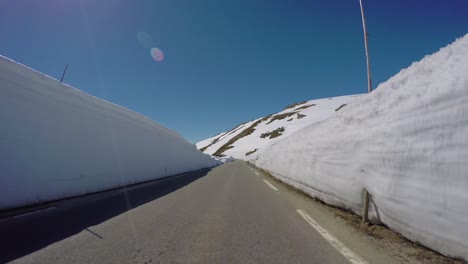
335, 104, 347, 112
212, 120, 263, 157
295, 104, 315, 111
245, 149, 258, 156
266, 112, 296, 125
261, 114, 273, 122
283, 101, 308, 110
297, 113, 306, 119
260, 127, 285, 139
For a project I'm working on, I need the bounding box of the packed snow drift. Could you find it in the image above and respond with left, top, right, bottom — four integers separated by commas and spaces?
0, 56, 219, 210
197, 95, 362, 159
254, 35, 468, 260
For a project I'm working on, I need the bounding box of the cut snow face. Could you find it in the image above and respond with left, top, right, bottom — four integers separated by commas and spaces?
255, 34, 468, 261
0, 55, 219, 210
196, 95, 362, 159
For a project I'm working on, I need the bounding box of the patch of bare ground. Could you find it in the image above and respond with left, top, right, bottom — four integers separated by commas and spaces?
261, 114, 273, 122
245, 149, 258, 156
295, 104, 316, 111
213, 120, 263, 157
335, 104, 347, 112
283, 101, 308, 110
266, 112, 296, 125
260, 127, 285, 139
199, 122, 248, 152
296, 113, 306, 119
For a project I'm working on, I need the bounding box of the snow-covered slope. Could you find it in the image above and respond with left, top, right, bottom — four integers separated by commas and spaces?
255, 35, 468, 260
0, 55, 219, 210
196, 95, 362, 159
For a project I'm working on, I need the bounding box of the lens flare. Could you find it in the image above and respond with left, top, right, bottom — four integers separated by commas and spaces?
151, 47, 164, 62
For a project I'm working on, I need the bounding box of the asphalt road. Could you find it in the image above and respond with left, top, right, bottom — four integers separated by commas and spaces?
1, 161, 368, 264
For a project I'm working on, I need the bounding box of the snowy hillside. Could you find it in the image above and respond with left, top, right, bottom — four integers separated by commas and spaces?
196, 95, 362, 159
255, 35, 468, 260
0, 55, 219, 210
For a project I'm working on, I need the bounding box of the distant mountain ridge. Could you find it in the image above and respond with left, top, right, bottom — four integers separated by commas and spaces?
196, 94, 362, 159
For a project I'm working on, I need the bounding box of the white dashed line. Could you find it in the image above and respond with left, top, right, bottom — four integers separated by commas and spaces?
254, 171, 259, 176
296, 209, 368, 264
263, 180, 278, 191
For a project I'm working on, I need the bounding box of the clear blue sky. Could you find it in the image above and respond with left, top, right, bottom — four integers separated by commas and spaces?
1, 1, 467, 143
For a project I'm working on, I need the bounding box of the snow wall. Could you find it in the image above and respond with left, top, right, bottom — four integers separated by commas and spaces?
254, 34, 468, 260
0, 56, 219, 210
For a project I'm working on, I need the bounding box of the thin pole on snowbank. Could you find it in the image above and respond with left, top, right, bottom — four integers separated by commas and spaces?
359, 0, 372, 93
361, 189, 370, 225
60, 64, 68, 83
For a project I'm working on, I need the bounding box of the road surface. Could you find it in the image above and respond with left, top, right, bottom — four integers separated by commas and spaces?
1, 161, 398, 263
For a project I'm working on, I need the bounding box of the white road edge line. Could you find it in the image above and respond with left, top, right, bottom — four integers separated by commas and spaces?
0, 207, 56, 223
254, 171, 260, 176
296, 209, 368, 264
263, 179, 279, 191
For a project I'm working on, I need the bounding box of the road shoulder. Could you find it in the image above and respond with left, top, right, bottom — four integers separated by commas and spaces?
245, 161, 463, 264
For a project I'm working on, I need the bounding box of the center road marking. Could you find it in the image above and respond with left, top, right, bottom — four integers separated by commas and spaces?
263, 180, 279, 191
296, 209, 368, 264
254, 171, 259, 176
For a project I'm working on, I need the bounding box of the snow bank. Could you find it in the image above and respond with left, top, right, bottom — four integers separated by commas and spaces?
0, 56, 219, 210
255, 35, 468, 260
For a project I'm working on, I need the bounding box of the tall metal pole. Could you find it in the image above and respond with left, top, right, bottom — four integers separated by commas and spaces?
60, 64, 68, 83
359, 0, 372, 93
